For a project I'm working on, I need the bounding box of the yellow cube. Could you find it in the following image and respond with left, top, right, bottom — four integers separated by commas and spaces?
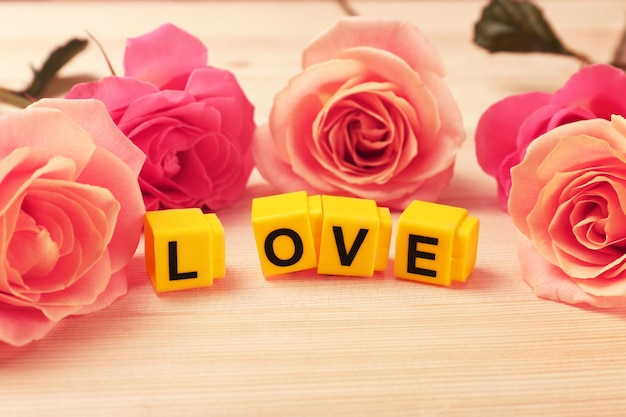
251, 191, 318, 276
394, 200, 479, 286
375, 207, 392, 272
144, 208, 225, 293
317, 195, 390, 277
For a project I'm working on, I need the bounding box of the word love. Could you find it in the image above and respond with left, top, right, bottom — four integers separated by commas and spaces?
143, 191, 479, 294
252, 192, 479, 285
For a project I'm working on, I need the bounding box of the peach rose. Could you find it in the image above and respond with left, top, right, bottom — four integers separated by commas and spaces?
476, 64, 626, 211
0, 99, 145, 346
67, 23, 255, 211
253, 16, 465, 210
510, 115, 626, 307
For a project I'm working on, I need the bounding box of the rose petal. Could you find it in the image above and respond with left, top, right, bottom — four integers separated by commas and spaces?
0, 109, 94, 173
517, 231, 626, 308
253, 124, 324, 195
475, 92, 551, 177
74, 267, 127, 315
31, 99, 146, 178
303, 16, 445, 76
0, 305, 56, 347
123, 23, 208, 89
35, 251, 112, 322
551, 64, 626, 119
509, 118, 626, 235
186, 68, 256, 150
77, 151, 144, 273
66, 77, 159, 123
269, 58, 366, 161
336, 47, 441, 151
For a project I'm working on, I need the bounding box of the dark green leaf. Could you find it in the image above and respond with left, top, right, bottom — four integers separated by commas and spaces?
23, 38, 88, 98
611, 21, 626, 70
474, 0, 571, 56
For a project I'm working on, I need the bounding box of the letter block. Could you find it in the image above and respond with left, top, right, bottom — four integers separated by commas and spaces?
394, 200, 479, 286
317, 195, 391, 277
251, 191, 318, 276
144, 208, 225, 293
251, 191, 391, 277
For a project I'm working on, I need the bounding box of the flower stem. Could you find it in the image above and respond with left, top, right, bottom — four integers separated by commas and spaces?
0, 88, 32, 108
336, 0, 358, 16
565, 48, 594, 66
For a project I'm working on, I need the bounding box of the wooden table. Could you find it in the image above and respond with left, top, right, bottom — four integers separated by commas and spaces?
2, 1, 626, 415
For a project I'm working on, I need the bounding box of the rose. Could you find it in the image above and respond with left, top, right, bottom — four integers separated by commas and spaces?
0, 98, 145, 346
67, 23, 255, 211
476, 63, 626, 211
253, 16, 465, 210
509, 115, 626, 308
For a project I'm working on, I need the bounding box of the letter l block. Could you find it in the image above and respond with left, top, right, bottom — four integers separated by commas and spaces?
144, 208, 225, 293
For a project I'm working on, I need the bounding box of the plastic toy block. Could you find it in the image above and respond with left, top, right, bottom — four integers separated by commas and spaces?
204, 213, 226, 279
144, 208, 225, 293
316, 195, 390, 277
251, 191, 318, 276
394, 200, 479, 286
308, 194, 323, 258
375, 207, 392, 272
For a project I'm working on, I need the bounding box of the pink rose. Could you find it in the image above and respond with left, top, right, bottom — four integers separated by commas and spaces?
253, 16, 465, 210
0, 98, 145, 346
476, 63, 626, 211
509, 115, 626, 308
67, 23, 255, 211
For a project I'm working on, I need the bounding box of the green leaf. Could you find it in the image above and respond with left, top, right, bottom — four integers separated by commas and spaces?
611, 23, 626, 70
474, 0, 573, 57
22, 37, 88, 98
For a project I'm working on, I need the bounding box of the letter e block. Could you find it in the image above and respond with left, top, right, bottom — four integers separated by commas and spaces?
251, 191, 318, 276
144, 208, 225, 293
317, 195, 389, 277
395, 201, 479, 286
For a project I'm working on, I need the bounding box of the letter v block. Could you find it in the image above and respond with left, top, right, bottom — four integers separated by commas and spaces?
317, 195, 391, 277
144, 208, 225, 293
395, 200, 479, 286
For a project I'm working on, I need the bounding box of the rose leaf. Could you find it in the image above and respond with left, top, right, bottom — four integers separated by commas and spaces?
611, 17, 626, 71
473, 0, 575, 58
22, 38, 88, 98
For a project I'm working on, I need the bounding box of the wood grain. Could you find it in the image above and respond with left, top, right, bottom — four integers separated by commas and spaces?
2, 1, 626, 416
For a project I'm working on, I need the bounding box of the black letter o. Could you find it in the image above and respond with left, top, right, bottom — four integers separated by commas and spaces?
264, 228, 304, 267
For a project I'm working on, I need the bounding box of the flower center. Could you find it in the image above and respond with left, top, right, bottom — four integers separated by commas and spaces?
347, 118, 389, 161
162, 152, 181, 177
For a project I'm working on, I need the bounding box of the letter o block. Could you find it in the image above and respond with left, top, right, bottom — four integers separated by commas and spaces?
251, 191, 318, 276
144, 208, 225, 293
395, 200, 479, 286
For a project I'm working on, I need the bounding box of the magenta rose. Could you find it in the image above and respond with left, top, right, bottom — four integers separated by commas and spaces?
476, 63, 626, 211
0, 99, 145, 346
67, 23, 255, 211
510, 115, 626, 308
253, 16, 465, 210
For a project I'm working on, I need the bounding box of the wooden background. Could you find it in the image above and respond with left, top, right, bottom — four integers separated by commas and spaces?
2, 1, 626, 416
